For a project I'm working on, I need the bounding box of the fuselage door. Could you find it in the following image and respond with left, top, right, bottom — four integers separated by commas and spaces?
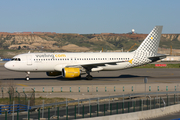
27, 55, 32, 65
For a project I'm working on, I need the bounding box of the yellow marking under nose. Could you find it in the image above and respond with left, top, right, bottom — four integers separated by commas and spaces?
17, 84, 28, 87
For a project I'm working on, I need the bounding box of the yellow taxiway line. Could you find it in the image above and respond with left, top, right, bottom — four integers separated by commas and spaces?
16, 84, 28, 87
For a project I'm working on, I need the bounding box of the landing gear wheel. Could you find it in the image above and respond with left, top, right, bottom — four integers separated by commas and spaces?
25, 71, 30, 81
86, 75, 93, 80
75, 75, 81, 80
26, 77, 29, 81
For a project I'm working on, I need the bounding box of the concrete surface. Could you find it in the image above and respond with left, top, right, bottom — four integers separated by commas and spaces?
0, 65, 180, 99
77, 104, 180, 120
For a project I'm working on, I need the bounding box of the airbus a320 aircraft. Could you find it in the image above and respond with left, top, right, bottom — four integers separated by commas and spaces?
4, 26, 166, 81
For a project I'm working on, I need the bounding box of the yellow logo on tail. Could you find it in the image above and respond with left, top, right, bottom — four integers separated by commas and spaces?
129, 59, 133, 64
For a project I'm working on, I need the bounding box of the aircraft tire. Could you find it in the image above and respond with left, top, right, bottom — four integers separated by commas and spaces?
75, 75, 81, 80
86, 75, 93, 80
26, 77, 29, 81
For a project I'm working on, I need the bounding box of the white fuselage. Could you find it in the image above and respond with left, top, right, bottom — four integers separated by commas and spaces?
5, 52, 135, 72
4, 26, 164, 80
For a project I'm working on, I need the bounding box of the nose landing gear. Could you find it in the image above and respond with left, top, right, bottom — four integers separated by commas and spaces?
25, 72, 30, 81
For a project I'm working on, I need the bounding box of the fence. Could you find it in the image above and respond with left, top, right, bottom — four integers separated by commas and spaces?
0, 104, 30, 114
1, 86, 35, 106
0, 91, 180, 120
1, 84, 179, 94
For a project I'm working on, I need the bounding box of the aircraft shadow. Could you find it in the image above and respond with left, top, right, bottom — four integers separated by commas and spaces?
0, 74, 150, 81
95, 74, 149, 79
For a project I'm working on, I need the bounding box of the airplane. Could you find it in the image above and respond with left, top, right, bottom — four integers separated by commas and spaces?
4, 26, 166, 81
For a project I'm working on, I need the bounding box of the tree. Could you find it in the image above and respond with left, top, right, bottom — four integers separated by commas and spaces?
18, 46, 21, 50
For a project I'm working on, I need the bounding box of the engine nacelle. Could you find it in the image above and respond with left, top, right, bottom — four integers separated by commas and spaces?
62, 67, 81, 78
46, 72, 62, 76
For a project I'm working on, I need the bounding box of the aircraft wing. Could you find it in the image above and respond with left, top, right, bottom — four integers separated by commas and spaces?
66, 60, 131, 69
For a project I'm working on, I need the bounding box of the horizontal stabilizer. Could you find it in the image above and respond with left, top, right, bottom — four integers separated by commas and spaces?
148, 54, 166, 62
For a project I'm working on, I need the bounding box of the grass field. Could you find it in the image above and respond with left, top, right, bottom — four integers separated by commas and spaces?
0, 97, 73, 105
135, 64, 180, 68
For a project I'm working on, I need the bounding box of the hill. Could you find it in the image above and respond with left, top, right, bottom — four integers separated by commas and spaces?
0, 32, 180, 58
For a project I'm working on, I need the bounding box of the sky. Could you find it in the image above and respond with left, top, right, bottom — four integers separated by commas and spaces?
0, 0, 179, 34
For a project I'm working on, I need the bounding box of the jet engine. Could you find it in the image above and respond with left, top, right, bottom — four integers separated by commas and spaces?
62, 67, 81, 78
46, 72, 62, 76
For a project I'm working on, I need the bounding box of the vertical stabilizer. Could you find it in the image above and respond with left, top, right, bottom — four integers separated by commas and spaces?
135, 26, 163, 57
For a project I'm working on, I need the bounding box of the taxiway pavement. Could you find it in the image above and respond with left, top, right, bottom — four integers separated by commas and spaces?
0, 64, 180, 99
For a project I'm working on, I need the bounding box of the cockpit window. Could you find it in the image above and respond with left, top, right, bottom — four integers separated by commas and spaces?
11, 58, 21, 61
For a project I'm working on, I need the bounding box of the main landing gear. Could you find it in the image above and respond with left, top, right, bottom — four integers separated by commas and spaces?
25, 71, 30, 81
75, 75, 81, 80
86, 69, 93, 80
86, 75, 93, 80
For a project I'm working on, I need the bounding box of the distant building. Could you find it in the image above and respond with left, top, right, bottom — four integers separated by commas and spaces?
33, 32, 43, 34
23, 32, 32, 34
132, 29, 135, 34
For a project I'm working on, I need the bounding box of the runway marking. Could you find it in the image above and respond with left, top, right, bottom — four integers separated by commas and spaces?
17, 84, 28, 87
161, 73, 174, 76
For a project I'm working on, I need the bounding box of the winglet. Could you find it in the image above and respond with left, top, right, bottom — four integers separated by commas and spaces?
129, 59, 133, 64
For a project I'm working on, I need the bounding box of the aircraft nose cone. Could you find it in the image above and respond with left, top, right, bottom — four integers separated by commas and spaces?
4, 62, 11, 70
